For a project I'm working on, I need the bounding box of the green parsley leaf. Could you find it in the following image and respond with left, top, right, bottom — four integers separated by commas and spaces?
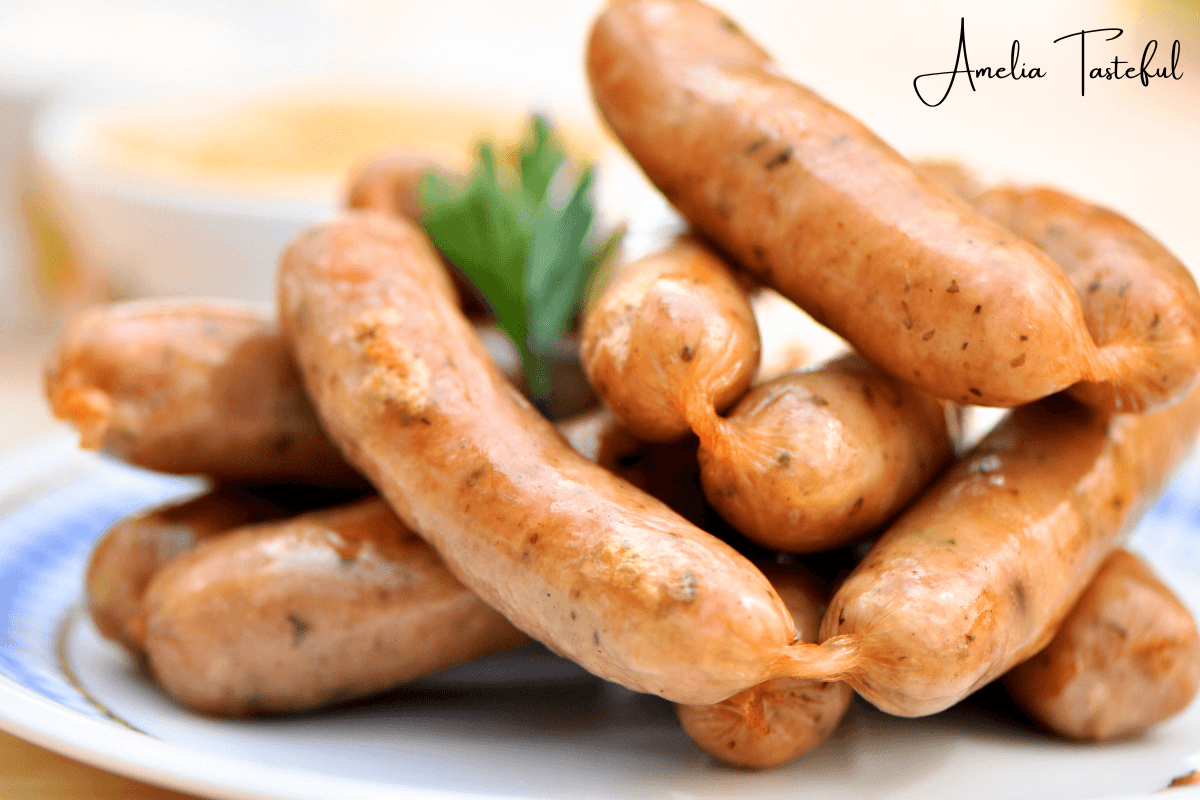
418, 116, 621, 413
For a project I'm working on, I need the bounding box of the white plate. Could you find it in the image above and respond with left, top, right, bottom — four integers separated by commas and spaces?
3, 436, 1200, 800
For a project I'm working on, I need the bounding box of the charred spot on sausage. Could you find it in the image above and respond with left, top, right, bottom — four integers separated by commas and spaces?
287, 613, 310, 646
764, 148, 793, 170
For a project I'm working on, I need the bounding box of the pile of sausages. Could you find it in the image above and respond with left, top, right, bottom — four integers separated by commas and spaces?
44, 0, 1200, 771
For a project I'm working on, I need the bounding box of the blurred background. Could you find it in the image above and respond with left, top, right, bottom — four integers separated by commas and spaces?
1, 0, 1197, 452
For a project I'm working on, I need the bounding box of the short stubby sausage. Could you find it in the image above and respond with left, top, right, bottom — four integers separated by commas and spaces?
698, 354, 957, 553
587, 0, 1137, 407
44, 299, 363, 485
970, 185, 1200, 413
87, 487, 290, 654
1004, 548, 1200, 741
279, 211, 860, 705
142, 496, 531, 716
676, 564, 853, 768
821, 388, 1200, 717
581, 236, 760, 442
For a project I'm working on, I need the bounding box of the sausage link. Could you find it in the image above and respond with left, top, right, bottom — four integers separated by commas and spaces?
45, 300, 552, 481
44, 299, 363, 485
972, 186, 1200, 413
87, 488, 289, 654
587, 0, 1135, 407
698, 353, 957, 553
676, 564, 852, 767
916, 159, 1200, 413
1004, 548, 1200, 741
143, 496, 530, 716
821, 389, 1200, 717
279, 211, 859, 705
581, 236, 759, 442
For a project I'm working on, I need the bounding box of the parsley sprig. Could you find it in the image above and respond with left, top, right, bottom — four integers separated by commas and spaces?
419, 116, 621, 411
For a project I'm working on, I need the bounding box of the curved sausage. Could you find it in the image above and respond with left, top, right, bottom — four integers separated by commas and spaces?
587, 0, 1136, 407
142, 496, 530, 716
87, 488, 289, 654
1004, 548, 1200, 741
698, 353, 957, 553
44, 299, 363, 485
278, 211, 858, 705
580, 236, 759, 442
821, 388, 1200, 717
676, 564, 852, 767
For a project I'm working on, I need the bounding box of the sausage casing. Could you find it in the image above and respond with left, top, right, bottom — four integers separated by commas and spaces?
972, 185, 1200, 413
581, 236, 759, 442
822, 389, 1200, 717
676, 564, 852, 768
142, 496, 530, 716
698, 354, 956, 553
87, 488, 289, 654
587, 0, 1132, 407
44, 299, 361, 485
1004, 548, 1200, 741
279, 211, 857, 705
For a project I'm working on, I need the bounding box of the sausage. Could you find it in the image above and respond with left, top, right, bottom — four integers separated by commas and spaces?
971, 185, 1200, 413
580, 236, 760, 442
821, 388, 1200, 717
345, 152, 451, 221
344, 152, 490, 319
279, 210, 859, 705
44, 299, 363, 485
86, 488, 289, 654
45, 299, 563, 480
1004, 549, 1200, 741
676, 564, 853, 768
86, 483, 371, 655
142, 496, 530, 716
698, 353, 958, 553
916, 159, 1200, 413
587, 0, 1138, 408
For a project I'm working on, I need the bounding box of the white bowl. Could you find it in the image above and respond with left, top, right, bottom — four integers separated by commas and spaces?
31, 83, 616, 304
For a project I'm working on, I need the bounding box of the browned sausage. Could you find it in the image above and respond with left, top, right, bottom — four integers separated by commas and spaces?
698, 353, 957, 553
44, 300, 363, 485
279, 211, 859, 705
1004, 548, 1200, 741
676, 564, 852, 767
972, 186, 1200, 413
587, 0, 1140, 408
344, 152, 491, 319
344, 152, 450, 221
580, 236, 759, 442
916, 159, 1200, 413
44, 300, 571, 480
821, 388, 1200, 717
87, 488, 289, 654
143, 496, 530, 716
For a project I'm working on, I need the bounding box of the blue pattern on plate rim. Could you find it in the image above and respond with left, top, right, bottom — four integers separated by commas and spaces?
0, 456, 198, 719
0, 449, 1197, 721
